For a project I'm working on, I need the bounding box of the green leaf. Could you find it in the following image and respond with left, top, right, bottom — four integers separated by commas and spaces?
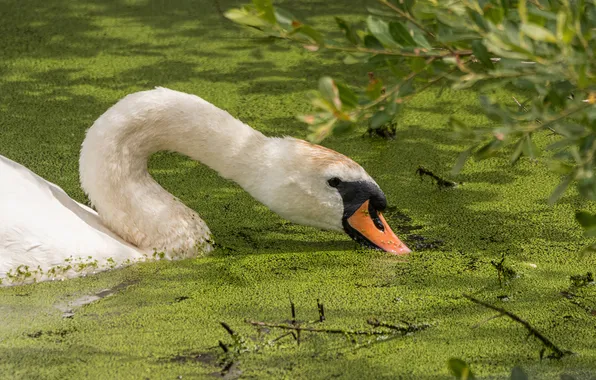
452, 147, 475, 175
364, 35, 384, 50
518, 0, 528, 23
296, 113, 329, 126
520, 24, 557, 43
548, 175, 572, 205
335, 17, 360, 45
367, 16, 400, 47
449, 117, 478, 140
484, 5, 505, 25
467, 9, 488, 31
576, 211, 596, 237
274, 8, 297, 29
343, 53, 369, 64
510, 366, 528, 380
576, 211, 596, 228
510, 138, 525, 165
556, 11, 574, 43
410, 26, 432, 49
479, 96, 513, 124
578, 177, 596, 201
366, 79, 384, 100
408, 57, 426, 73
391, 0, 414, 14
332, 121, 355, 136
318, 77, 341, 110
448, 358, 475, 380
397, 78, 415, 98
335, 81, 358, 109
370, 111, 393, 129
224, 9, 268, 27
548, 160, 574, 175
252, 0, 275, 24
522, 135, 540, 159
471, 40, 494, 69
294, 25, 324, 44
307, 118, 336, 143
474, 139, 504, 160
553, 122, 586, 138
389, 22, 416, 46
385, 98, 402, 118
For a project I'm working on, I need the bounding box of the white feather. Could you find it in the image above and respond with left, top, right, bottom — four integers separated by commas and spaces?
0, 87, 379, 286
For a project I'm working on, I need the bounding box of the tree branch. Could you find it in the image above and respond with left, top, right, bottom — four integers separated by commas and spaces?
463, 294, 570, 359
377, 0, 457, 55
245, 320, 390, 335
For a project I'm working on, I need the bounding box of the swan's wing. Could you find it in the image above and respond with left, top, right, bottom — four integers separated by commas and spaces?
0, 155, 144, 284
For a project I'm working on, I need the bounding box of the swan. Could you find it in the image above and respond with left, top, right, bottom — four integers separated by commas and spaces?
0, 87, 410, 286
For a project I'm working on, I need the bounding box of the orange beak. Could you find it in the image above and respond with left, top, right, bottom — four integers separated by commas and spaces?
346, 200, 411, 255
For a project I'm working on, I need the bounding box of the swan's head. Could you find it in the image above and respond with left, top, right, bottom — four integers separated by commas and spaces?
259, 138, 411, 255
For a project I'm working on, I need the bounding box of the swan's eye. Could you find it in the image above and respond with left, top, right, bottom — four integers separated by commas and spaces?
327, 177, 341, 188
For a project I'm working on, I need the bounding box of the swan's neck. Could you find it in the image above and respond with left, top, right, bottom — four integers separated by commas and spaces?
79, 88, 270, 256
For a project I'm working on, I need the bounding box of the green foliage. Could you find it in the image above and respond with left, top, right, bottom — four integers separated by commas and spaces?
226, 0, 596, 240
448, 358, 475, 379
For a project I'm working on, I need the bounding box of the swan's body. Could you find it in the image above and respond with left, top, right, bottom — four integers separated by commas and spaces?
0, 87, 409, 286
0, 155, 145, 284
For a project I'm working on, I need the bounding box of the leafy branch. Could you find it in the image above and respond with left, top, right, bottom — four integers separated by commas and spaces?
226, 0, 596, 241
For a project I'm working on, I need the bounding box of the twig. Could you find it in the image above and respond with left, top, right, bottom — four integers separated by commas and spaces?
317, 299, 325, 322
529, 102, 592, 133
463, 294, 570, 359
218, 340, 229, 353
276, 26, 472, 58
245, 320, 391, 336
377, 0, 457, 56
269, 332, 295, 344
290, 298, 296, 324
367, 318, 430, 333
323, 44, 471, 58
220, 322, 236, 336
490, 255, 517, 287
512, 96, 560, 135
360, 57, 437, 111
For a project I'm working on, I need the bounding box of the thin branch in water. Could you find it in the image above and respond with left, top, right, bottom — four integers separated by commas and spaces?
289, 298, 296, 324
367, 318, 430, 333
317, 299, 325, 322
490, 255, 517, 287
463, 294, 571, 359
220, 322, 236, 337
246, 320, 392, 336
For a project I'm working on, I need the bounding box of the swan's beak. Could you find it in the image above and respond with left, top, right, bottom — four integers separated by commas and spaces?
346, 200, 411, 255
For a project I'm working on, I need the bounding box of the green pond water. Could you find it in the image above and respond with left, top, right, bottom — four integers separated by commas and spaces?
1, 0, 595, 378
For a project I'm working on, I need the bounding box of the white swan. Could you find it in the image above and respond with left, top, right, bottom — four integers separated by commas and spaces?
0, 87, 410, 286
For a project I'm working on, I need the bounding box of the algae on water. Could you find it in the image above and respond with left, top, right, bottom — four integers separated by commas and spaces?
0, 0, 595, 378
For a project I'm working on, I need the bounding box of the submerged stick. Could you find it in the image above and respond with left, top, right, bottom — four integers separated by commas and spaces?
245, 320, 390, 336
463, 294, 570, 359
317, 299, 325, 322
367, 318, 430, 333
